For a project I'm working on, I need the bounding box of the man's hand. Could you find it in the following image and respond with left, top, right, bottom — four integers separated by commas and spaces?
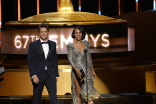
56, 78, 58, 82
32, 75, 39, 84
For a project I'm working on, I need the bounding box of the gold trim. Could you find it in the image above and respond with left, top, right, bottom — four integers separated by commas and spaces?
5, 12, 127, 27
80, 76, 86, 82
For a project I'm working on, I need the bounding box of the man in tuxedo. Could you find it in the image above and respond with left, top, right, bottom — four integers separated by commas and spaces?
27, 23, 59, 104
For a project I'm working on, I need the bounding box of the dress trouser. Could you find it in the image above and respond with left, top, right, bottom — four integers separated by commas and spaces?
32, 70, 58, 104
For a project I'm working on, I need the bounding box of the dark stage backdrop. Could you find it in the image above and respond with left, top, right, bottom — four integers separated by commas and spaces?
1, 0, 154, 27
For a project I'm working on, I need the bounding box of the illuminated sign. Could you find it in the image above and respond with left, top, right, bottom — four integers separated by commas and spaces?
1, 26, 135, 54
14, 33, 110, 49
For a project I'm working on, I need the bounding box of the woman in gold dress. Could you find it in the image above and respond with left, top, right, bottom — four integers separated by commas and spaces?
67, 26, 100, 104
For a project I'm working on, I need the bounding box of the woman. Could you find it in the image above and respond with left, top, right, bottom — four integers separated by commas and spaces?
67, 26, 100, 104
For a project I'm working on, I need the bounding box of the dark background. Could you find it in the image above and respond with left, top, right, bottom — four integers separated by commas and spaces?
1, 0, 154, 27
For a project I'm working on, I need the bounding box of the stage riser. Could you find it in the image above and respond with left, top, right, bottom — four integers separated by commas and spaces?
1, 63, 156, 96
0, 96, 155, 104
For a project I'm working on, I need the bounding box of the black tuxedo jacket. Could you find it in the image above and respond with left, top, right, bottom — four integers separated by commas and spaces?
27, 39, 59, 82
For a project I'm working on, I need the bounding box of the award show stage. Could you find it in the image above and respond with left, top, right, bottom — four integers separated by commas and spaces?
0, 0, 156, 104
0, 93, 156, 104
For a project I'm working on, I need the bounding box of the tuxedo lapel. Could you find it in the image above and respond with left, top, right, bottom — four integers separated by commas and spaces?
38, 39, 51, 59
38, 39, 45, 59
47, 40, 51, 59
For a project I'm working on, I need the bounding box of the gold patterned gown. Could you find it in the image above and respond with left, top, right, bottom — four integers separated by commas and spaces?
67, 40, 100, 104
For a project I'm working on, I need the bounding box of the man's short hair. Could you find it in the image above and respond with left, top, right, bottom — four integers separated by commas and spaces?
38, 23, 49, 32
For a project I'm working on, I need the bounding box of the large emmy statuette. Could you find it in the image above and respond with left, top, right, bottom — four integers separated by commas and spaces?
59, 0, 74, 12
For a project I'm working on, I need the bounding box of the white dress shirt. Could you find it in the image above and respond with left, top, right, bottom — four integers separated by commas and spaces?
40, 39, 49, 70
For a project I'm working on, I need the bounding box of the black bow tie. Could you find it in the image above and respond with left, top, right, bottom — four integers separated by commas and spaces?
41, 42, 48, 44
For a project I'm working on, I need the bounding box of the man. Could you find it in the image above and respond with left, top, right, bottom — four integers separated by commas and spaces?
27, 23, 59, 104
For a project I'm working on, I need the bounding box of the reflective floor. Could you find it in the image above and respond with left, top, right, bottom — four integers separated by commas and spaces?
0, 93, 156, 104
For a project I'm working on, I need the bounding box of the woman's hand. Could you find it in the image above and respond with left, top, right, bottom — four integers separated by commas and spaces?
92, 71, 96, 79
73, 66, 81, 77
76, 70, 81, 77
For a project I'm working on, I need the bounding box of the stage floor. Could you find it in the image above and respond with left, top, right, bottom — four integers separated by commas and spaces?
0, 93, 156, 104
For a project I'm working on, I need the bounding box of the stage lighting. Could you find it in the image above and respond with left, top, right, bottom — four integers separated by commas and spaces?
98, 11, 101, 15
154, 0, 156, 10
